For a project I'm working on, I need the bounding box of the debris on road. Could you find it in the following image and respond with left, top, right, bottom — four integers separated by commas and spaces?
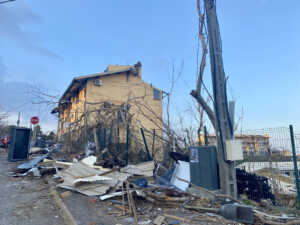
9, 146, 300, 225
57, 162, 126, 196
17, 154, 49, 171
153, 215, 165, 225
120, 161, 154, 177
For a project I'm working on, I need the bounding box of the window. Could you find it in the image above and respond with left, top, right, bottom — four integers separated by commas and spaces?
93, 79, 102, 86
104, 101, 112, 108
153, 88, 161, 100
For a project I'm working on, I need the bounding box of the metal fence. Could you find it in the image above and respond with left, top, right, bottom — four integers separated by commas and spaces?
238, 126, 300, 158
236, 126, 300, 206
295, 133, 300, 154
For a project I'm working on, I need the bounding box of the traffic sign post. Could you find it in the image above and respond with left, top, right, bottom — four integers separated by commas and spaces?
31, 116, 39, 125
30, 116, 39, 141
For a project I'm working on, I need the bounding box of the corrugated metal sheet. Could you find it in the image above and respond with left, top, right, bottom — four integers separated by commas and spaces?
57, 162, 131, 196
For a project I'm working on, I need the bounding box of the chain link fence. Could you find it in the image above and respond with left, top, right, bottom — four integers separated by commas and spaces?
239, 126, 300, 161
236, 126, 300, 206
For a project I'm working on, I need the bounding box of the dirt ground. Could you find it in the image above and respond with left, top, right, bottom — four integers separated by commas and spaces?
60, 186, 241, 225
58, 175, 242, 225
0, 149, 65, 225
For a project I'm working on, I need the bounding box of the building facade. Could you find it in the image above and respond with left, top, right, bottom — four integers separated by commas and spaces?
206, 134, 270, 155
53, 62, 163, 159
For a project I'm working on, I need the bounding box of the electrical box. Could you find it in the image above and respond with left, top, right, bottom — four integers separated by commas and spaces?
8, 127, 31, 162
225, 140, 243, 161
189, 146, 219, 190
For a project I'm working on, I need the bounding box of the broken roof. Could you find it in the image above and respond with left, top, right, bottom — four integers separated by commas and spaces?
59, 67, 136, 102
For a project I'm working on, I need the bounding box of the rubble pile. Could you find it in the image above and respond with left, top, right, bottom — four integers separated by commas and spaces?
10, 146, 300, 225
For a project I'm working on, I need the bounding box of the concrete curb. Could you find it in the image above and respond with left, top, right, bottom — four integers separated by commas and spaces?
49, 186, 78, 225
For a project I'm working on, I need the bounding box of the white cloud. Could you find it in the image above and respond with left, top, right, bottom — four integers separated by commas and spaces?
0, 2, 61, 60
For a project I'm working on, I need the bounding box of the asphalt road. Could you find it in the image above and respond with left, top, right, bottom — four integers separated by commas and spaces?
0, 150, 65, 225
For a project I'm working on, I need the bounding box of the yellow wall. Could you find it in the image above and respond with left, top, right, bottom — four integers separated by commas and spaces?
86, 72, 163, 159
58, 67, 163, 160
85, 73, 162, 135
58, 86, 86, 137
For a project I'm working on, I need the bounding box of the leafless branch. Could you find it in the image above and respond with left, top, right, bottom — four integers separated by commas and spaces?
191, 0, 216, 132
28, 84, 60, 107
191, 90, 215, 129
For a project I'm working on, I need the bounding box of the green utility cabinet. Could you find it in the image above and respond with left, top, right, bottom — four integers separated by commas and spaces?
189, 146, 219, 190
8, 127, 31, 162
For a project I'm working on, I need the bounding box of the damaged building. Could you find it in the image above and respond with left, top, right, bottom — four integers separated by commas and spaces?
52, 62, 164, 160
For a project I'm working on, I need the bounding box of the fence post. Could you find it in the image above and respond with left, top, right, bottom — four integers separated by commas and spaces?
140, 128, 151, 161
125, 123, 130, 165
204, 126, 208, 146
103, 128, 106, 150
289, 125, 300, 209
152, 129, 155, 159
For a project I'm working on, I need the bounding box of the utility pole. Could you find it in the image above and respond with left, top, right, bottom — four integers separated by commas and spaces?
204, 0, 237, 197
16, 112, 21, 126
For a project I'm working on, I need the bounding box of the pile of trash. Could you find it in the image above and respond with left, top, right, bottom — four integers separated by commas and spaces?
12, 148, 300, 225
12, 144, 61, 177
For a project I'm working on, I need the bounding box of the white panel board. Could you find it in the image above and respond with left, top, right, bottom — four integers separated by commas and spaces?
170, 160, 190, 191
226, 140, 243, 161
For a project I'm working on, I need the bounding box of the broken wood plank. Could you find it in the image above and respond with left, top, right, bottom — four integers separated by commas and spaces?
107, 211, 123, 215
126, 181, 138, 224
113, 204, 130, 213
122, 182, 125, 216
126, 181, 133, 215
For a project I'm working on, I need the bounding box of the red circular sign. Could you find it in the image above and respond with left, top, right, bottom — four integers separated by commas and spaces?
31, 116, 39, 125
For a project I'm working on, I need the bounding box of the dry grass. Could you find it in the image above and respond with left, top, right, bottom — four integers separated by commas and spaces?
255, 168, 293, 184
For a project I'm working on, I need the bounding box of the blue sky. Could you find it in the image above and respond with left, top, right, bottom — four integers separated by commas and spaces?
0, 0, 300, 133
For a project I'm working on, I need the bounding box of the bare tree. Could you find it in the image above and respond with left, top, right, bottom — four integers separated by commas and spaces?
164, 61, 184, 146
184, 96, 211, 145
0, 106, 7, 124
191, 0, 216, 131
0, 106, 8, 137
28, 84, 60, 107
